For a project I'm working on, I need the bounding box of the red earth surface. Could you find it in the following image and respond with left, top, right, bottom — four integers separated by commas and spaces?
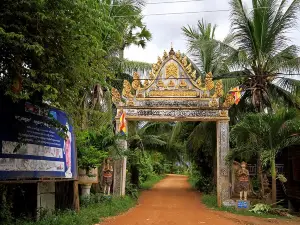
98, 174, 299, 225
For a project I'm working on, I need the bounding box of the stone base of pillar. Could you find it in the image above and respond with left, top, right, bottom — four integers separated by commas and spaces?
113, 157, 127, 196
81, 184, 92, 197
37, 182, 55, 220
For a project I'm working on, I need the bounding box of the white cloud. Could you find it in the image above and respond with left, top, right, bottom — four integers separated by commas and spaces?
124, 0, 300, 63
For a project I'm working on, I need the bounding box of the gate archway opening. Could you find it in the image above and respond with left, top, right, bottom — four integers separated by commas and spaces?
111, 47, 235, 207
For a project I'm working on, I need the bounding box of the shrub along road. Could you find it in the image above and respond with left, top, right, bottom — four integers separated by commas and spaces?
98, 175, 299, 225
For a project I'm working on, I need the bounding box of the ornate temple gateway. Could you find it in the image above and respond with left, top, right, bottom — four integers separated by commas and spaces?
111, 46, 235, 207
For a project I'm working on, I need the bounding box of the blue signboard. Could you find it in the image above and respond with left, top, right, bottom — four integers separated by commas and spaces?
237, 200, 249, 209
0, 95, 77, 180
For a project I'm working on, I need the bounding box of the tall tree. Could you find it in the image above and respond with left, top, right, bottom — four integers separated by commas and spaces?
102, 0, 152, 59
0, 0, 121, 106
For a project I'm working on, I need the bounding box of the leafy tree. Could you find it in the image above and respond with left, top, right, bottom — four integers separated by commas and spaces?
0, 0, 120, 105
101, 0, 152, 59
230, 109, 300, 204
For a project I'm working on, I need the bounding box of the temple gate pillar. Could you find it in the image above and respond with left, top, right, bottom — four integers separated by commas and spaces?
113, 117, 127, 196
216, 120, 231, 207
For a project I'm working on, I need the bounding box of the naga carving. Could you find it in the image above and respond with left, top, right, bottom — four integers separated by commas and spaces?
213, 80, 224, 97
175, 50, 182, 60
149, 70, 155, 80
182, 56, 188, 67
111, 88, 121, 104
163, 50, 168, 61
157, 56, 162, 66
152, 63, 159, 73
122, 80, 133, 98
190, 70, 196, 80
132, 72, 141, 90
186, 63, 192, 74
223, 94, 235, 108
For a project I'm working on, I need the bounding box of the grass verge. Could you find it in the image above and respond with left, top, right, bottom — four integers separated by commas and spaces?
17, 196, 136, 225
202, 194, 280, 219
140, 174, 165, 190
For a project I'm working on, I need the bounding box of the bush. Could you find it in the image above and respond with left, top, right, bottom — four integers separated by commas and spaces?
125, 182, 139, 199
17, 196, 136, 225
79, 193, 104, 207
189, 170, 214, 193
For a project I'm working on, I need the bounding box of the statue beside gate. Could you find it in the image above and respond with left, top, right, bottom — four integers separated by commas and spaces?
237, 162, 250, 200
102, 158, 113, 195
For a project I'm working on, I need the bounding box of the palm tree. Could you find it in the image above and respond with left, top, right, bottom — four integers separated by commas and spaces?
230, 109, 300, 204
182, 21, 225, 185
221, 0, 300, 111
182, 19, 233, 77
183, 1, 300, 112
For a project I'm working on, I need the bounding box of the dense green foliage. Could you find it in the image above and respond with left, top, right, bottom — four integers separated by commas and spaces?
230, 109, 300, 203
76, 127, 121, 170
126, 122, 188, 189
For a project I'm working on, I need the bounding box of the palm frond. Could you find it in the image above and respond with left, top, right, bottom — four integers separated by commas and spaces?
274, 77, 300, 95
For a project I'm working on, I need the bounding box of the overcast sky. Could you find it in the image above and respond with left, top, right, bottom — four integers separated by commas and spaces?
124, 0, 300, 64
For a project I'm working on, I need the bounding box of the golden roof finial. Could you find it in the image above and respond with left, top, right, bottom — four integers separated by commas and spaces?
169, 42, 175, 56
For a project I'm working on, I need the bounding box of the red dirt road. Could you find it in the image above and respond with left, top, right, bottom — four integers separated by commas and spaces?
99, 175, 299, 225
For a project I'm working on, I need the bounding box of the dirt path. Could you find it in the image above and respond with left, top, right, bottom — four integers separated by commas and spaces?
98, 174, 299, 225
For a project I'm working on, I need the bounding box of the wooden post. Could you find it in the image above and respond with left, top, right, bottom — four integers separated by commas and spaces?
73, 181, 80, 212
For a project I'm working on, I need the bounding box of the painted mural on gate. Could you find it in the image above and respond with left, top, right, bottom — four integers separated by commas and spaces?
0, 95, 77, 180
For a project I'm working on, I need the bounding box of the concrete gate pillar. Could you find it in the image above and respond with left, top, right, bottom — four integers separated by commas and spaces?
216, 120, 231, 207
113, 118, 127, 196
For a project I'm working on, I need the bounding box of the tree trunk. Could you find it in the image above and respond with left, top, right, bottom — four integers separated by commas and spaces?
119, 48, 125, 60
257, 153, 264, 197
271, 156, 277, 205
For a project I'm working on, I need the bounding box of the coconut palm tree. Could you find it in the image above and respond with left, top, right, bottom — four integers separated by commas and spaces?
221, 0, 300, 111
184, 1, 300, 112
230, 109, 300, 204
182, 19, 234, 78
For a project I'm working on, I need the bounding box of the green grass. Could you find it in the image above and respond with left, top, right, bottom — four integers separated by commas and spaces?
202, 194, 280, 219
140, 174, 165, 190
16, 196, 136, 225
